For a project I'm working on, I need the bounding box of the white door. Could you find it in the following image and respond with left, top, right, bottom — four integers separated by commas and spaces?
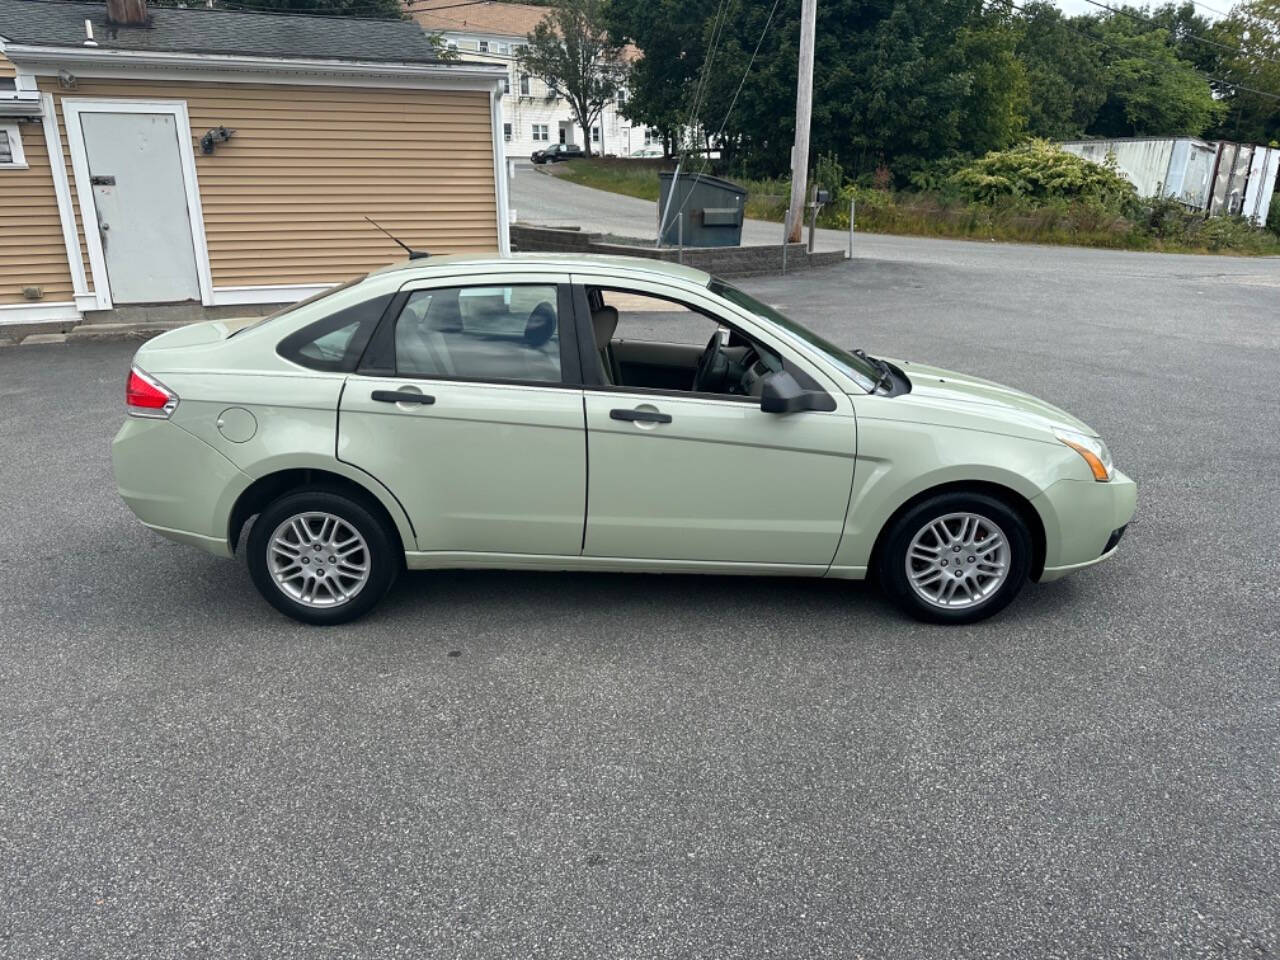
80, 112, 201, 304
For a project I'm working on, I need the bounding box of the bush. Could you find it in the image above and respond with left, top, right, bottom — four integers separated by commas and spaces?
1200, 215, 1272, 253
1139, 194, 1203, 242
1268, 192, 1280, 237
948, 139, 1138, 214
812, 152, 845, 201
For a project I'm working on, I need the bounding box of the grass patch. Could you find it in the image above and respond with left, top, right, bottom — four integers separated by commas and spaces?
551, 159, 1280, 256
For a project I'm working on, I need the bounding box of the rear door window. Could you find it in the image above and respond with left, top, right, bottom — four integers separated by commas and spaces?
393, 284, 564, 384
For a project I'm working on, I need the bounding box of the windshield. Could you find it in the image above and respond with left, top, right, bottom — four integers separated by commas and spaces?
708, 278, 878, 391
229, 275, 366, 337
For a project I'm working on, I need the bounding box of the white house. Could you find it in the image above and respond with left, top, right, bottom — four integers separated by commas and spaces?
412, 0, 654, 161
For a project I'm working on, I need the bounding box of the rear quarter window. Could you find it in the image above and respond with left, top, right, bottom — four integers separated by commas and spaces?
276, 293, 394, 372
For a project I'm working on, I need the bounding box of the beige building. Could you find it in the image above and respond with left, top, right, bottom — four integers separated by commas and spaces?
0, 0, 508, 328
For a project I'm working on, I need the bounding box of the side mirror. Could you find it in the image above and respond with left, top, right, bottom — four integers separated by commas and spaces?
760, 370, 834, 414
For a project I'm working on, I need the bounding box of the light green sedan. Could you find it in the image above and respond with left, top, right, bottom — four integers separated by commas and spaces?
112, 254, 1136, 626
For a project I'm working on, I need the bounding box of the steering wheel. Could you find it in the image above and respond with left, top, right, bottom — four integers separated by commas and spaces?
692, 332, 731, 394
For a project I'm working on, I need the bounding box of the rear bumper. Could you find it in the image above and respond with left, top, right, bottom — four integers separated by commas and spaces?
1033, 469, 1137, 582
112, 417, 251, 558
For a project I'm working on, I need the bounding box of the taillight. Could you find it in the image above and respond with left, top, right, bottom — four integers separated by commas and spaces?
126, 366, 178, 418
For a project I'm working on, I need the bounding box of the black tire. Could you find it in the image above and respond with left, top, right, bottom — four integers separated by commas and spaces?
877, 491, 1032, 625
246, 488, 400, 626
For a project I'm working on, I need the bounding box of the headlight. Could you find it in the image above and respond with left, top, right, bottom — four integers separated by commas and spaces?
1055, 429, 1113, 482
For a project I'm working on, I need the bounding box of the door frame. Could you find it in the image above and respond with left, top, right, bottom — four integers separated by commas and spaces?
62, 97, 214, 310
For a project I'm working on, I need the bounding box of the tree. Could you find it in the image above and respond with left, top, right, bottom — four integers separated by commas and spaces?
520, 0, 628, 158
1089, 26, 1224, 136
606, 0, 720, 156
1206, 1, 1280, 143
1015, 2, 1107, 139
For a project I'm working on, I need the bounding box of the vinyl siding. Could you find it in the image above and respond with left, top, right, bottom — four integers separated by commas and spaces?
39, 78, 498, 291
0, 117, 76, 305
0, 54, 15, 79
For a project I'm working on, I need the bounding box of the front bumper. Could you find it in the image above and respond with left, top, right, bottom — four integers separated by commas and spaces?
1033, 469, 1137, 582
112, 417, 251, 558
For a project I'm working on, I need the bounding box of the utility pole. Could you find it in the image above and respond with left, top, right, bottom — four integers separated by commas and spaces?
784, 0, 817, 244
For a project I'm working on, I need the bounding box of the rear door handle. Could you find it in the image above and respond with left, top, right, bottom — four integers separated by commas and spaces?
372, 389, 435, 405
610, 407, 671, 424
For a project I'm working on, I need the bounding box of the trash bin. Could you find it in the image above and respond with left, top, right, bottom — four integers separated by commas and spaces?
658, 172, 747, 247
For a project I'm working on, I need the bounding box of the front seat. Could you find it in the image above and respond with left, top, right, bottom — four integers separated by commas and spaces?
591, 306, 619, 383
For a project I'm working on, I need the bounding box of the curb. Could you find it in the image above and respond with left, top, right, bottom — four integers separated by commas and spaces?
6, 321, 188, 346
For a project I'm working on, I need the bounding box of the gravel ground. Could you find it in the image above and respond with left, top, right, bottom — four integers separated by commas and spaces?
1, 228, 1278, 958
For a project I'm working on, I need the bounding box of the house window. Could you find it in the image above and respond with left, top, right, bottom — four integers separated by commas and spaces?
503, 123, 512, 142
520, 74, 531, 96
0, 123, 26, 169
591, 126, 600, 144
644, 130, 655, 146
478, 40, 489, 52
503, 74, 510, 95
617, 89, 627, 106
532, 124, 549, 142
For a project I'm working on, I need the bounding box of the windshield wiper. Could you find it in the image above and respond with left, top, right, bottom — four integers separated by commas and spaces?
854, 348, 895, 393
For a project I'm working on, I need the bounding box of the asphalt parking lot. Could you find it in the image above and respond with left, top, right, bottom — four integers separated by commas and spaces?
2, 240, 1278, 958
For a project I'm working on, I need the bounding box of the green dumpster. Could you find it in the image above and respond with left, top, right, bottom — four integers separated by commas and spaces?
658, 172, 747, 247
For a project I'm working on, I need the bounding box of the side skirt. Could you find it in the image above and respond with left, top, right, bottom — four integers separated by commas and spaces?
403, 551, 849, 578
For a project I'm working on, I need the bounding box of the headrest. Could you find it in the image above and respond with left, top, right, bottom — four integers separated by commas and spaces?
426, 291, 462, 331
592, 306, 619, 347
524, 302, 556, 347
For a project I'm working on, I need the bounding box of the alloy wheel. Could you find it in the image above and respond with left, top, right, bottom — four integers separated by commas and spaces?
905, 512, 1010, 610
267, 511, 370, 607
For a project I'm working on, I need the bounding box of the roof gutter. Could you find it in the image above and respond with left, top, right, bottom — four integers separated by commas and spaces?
2, 43, 507, 88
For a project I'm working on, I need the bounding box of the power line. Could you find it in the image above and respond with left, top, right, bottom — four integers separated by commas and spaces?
1190, 0, 1233, 19
1000, 0, 1280, 104
680, 0, 731, 154
1078, 0, 1280, 69
667, 0, 783, 229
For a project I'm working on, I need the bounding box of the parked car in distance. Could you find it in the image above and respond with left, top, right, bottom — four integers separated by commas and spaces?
113, 254, 1136, 627
531, 143, 584, 164
629, 147, 664, 158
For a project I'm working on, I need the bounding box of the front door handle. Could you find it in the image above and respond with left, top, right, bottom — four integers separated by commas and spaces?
610, 407, 671, 424
372, 389, 435, 405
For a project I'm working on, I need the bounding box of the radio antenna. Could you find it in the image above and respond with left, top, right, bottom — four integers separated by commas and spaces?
364, 216, 430, 260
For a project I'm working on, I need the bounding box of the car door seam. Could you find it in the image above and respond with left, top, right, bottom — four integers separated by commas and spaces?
580, 390, 589, 556
336, 376, 420, 544
824, 402, 859, 574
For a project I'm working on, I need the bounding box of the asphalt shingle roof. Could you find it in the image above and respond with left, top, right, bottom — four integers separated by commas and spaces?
411, 0, 545, 40
0, 0, 446, 63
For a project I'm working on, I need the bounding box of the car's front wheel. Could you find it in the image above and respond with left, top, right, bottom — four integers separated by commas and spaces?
246, 488, 399, 625
878, 491, 1031, 624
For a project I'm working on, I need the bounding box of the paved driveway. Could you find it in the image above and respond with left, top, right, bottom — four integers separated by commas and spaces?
2, 241, 1278, 957
512, 163, 849, 248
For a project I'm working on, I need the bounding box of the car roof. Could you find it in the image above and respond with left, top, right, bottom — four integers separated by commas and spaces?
369, 252, 714, 286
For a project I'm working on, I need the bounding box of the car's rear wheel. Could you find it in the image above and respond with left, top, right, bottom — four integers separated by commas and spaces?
246, 488, 399, 625
878, 491, 1031, 624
